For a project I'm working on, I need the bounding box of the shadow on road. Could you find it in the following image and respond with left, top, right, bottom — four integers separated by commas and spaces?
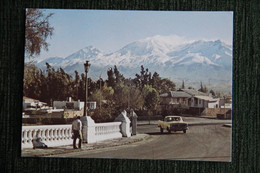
146, 132, 187, 136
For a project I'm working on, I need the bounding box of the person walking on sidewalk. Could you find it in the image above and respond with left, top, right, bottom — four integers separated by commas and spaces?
72, 116, 82, 149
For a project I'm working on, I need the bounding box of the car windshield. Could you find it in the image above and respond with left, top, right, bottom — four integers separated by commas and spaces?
166, 117, 180, 121
166, 118, 172, 122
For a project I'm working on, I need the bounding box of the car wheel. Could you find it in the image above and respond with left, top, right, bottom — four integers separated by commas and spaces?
160, 127, 163, 133
183, 130, 186, 133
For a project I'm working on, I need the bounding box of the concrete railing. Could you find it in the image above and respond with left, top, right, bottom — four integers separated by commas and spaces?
22, 125, 72, 148
22, 111, 132, 149
94, 122, 122, 142
80, 116, 124, 143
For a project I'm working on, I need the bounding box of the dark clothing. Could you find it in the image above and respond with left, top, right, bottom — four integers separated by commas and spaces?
73, 130, 82, 149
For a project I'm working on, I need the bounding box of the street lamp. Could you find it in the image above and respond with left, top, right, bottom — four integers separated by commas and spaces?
84, 60, 91, 116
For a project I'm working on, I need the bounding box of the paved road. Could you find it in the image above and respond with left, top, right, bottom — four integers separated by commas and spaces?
53, 123, 231, 162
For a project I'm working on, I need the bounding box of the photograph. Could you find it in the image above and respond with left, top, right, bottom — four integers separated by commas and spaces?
21, 9, 233, 162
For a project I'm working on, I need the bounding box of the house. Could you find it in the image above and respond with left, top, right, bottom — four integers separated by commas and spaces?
160, 91, 191, 109
189, 95, 219, 108
159, 89, 220, 115
178, 89, 219, 108
219, 96, 232, 109
53, 97, 96, 111
23, 96, 47, 111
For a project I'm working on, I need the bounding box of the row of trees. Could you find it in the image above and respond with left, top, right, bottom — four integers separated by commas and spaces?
24, 63, 178, 121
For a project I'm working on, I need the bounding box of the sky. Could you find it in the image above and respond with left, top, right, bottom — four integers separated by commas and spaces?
36, 9, 233, 60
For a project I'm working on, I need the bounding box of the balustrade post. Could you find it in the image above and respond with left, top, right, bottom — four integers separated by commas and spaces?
130, 110, 138, 135
114, 110, 131, 137
80, 116, 96, 143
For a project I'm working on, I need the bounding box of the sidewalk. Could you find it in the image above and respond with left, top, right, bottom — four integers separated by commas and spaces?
22, 134, 150, 157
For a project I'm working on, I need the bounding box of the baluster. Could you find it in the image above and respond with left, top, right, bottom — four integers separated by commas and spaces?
56, 128, 60, 140
28, 130, 32, 144
60, 128, 64, 140
66, 128, 70, 139
60, 128, 63, 140
53, 129, 57, 141
49, 129, 53, 141
22, 130, 27, 144
43, 129, 48, 142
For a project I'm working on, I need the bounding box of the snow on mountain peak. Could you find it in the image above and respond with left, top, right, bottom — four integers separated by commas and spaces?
35, 35, 232, 89
118, 35, 191, 57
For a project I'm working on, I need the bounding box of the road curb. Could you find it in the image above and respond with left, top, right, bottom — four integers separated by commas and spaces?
22, 134, 150, 157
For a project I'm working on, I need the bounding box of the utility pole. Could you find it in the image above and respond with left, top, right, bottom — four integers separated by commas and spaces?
99, 73, 102, 111
83, 61, 91, 116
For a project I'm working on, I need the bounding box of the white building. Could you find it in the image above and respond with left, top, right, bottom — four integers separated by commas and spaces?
23, 96, 47, 110
189, 95, 219, 108
53, 98, 96, 111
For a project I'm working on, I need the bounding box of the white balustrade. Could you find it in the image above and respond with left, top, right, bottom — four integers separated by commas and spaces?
22, 116, 131, 148
94, 122, 122, 142
22, 125, 72, 148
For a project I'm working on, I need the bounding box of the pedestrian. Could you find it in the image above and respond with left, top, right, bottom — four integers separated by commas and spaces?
32, 136, 48, 149
72, 116, 82, 149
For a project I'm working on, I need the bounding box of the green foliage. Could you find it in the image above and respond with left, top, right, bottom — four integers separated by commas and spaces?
209, 89, 216, 96
198, 82, 208, 93
24, 63, 85, 105
25, 9, 54, 58
182, 80, 185, 89
23, 63, 180, 122
142, 85, 159, 111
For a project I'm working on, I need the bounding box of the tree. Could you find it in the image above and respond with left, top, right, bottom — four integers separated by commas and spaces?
209, 89, 216, 96
181, 80, 185, 89
25, 9, 54, 58
106, 67, 116, 89
159, 78, 176, 93
151, 72, 161, 91
134, 65, 152, 90
198, 82, 208, 93
142, 85, 159, 110
114, 65, 124, 85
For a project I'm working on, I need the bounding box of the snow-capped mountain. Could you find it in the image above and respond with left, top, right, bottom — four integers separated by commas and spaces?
35, 35, 232, 92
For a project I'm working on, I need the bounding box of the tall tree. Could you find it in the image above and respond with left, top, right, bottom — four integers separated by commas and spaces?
198, 82, 208, 93
25, 9, 54, 58
135, 65, 152, 90
142, 85, 159, 110
151, 72, 161, 91
181, 80, 185, 89
106, 67, 116, 89
114, 65, 124, 85
209, 89, 216, 96
159, 78, 176, 93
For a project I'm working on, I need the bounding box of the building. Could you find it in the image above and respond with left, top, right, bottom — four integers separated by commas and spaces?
53, 97, 96, 111
23, 96, 47, 111
160, 91, 191, 110
159, 89, 220, 115
189, 95, 219, 108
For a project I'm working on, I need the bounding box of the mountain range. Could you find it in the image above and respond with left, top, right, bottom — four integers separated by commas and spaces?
35, 35, 232, 93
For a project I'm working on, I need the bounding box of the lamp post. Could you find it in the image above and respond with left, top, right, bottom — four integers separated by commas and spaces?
84, 60, 91, 116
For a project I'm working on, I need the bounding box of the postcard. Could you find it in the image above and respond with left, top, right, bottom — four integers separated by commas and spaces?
22, 9, 233, 162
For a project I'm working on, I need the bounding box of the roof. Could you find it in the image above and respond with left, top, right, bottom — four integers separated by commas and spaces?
160, 91, 191, 98
160, 93, 170, 97
194, 95, 218, 102
180, 89, 208, 96
170, 91, 191, 98
23, 96, 39, 101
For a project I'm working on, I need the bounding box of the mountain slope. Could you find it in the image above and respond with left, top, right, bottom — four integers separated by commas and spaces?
35, 35, 232, 91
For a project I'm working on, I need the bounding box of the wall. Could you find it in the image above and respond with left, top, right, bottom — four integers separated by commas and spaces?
202, 108, 232, 116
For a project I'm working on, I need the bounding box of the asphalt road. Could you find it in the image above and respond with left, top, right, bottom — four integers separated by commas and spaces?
55, 123, 231, 162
